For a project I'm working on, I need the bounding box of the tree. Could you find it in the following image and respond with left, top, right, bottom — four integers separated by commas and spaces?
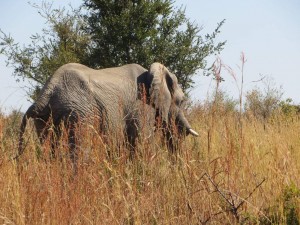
83, 0, 225, 92
0, 2, 91, 99
0, 0, 225, 99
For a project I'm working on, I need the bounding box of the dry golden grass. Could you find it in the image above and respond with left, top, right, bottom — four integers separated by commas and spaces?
0, 106, 300, 225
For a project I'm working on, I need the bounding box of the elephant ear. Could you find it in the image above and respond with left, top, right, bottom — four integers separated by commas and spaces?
148, 62, 175, 122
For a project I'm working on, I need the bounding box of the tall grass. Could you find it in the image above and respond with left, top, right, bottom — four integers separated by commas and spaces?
0, 103, 300, 224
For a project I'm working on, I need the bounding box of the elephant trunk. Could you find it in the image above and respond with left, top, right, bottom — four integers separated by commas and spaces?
176, 110, 199, 137
165, 110, 199, 153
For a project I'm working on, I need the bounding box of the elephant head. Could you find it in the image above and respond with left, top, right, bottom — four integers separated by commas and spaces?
146, 63, 199, 140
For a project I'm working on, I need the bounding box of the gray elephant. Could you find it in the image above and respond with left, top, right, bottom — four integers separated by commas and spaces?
17, 62, 198, 162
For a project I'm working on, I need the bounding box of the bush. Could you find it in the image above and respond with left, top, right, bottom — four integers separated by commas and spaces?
279, 98, 300, 117
244, 76, 283, 120
260, 183, 300, 225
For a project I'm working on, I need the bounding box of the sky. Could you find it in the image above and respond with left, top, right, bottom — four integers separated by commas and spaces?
1, 0, 300, 113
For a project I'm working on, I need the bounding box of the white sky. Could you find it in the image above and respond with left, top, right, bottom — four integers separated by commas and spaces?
1, 0, 300, 113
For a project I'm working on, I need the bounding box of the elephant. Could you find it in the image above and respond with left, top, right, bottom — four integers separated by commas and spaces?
17, 62, 199, 163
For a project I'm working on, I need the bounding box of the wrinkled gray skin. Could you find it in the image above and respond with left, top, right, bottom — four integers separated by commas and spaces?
18, 62, 198, 162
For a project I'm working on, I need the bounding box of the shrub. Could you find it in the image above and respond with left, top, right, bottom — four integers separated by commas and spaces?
279, 98, 300, 117
244, 76, 283, 120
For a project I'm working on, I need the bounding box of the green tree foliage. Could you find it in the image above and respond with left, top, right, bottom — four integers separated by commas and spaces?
0, 2, 91, 99
0, 1, 225, 99
83, 0, 225, 92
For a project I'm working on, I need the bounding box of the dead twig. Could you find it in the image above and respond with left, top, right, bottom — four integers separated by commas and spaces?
204, 172, 267, 222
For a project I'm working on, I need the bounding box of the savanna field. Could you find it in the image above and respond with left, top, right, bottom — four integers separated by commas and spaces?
1, 99, 300, 225
1, 0, 299, 224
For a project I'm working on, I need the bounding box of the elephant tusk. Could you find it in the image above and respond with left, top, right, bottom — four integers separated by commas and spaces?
188, 128, 199, 137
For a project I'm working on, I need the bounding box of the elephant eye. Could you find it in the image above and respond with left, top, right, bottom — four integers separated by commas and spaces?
175, 98, 184, 107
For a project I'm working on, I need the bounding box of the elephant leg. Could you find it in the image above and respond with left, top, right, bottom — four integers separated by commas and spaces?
68, 122, 78, 173
34, 118, 49, 145
164, 124, 179, 154
125, 119, 139, 159
34, 118, 57, 158
50, 125, 62, 159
